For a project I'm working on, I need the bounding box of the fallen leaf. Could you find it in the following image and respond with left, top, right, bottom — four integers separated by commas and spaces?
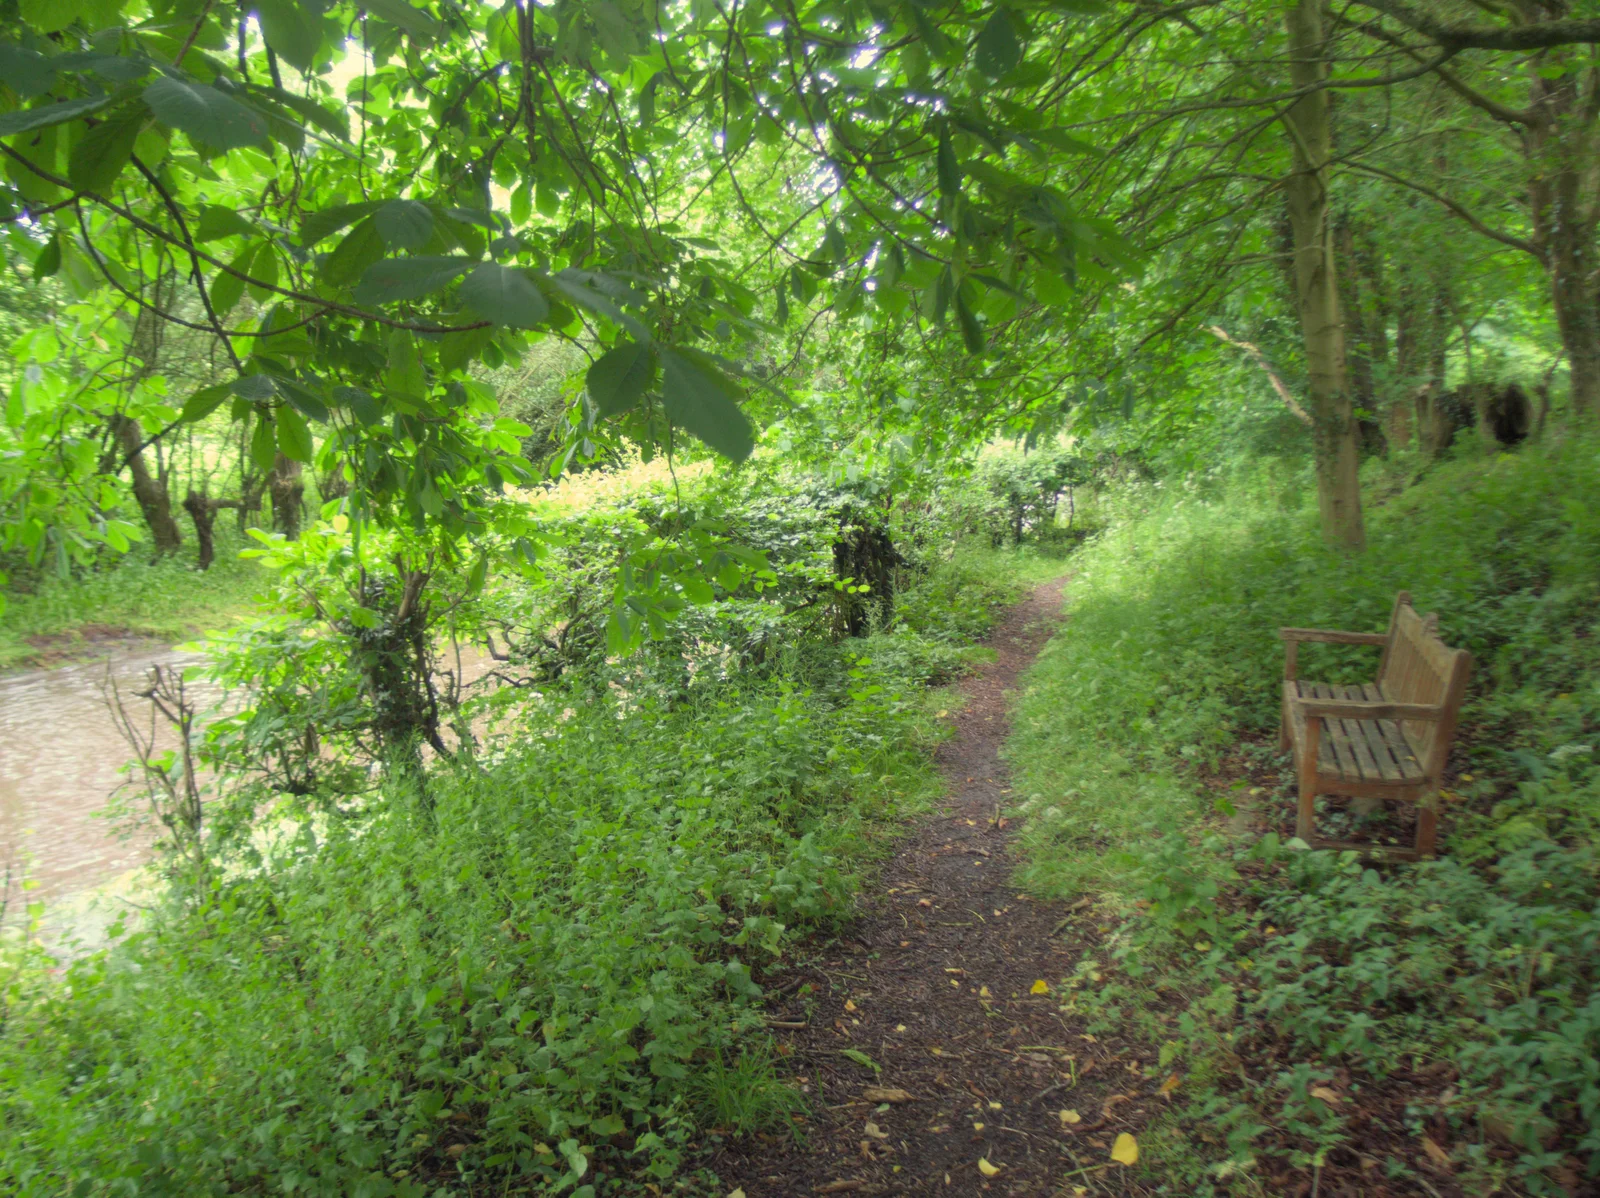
1073, 1189, 1088, 1196
727, 1191, 746, 1198
1058, 1109, 1082, 1125
865, 1087, 914, 1106
936, 710, 948, 717
950, 979, 961, 987
972, 1121, 984, 1131
1310, 1086, 1341, 1105
864, 1121, 889, 1140
979, 986, 992, 998
977, 1157, 1001, 1177
917, 899, 933, 908
1030, 979, 1051, 995
894, 1024, 908, 1032
844, 1000, 858, 1013
1111, 1133, 1139, 1166
445, 1144, 466, 1159
841, 1048, 880, 1072
1158, 1072, 1182, 1096
1421, 1136, 1452, 1169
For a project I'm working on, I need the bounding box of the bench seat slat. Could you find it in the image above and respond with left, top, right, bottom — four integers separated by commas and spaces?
1285, 680, 1426, 785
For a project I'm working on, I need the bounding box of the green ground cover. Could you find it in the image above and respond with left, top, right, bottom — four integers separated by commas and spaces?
0, 526, 265, 670
1008, 438, 1600, 1194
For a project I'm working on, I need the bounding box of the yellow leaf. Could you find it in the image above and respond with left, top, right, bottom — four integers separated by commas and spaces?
936, 709, 948, 717
1310, 1086, 1341, 1105
844, 1000, 858, 1012
727, 1191, 746, 1198
1421, 1136, 1452, 1168
1111, 1133, 1139, 1166
1030, 979, 1050, 995
1058, 1109, 1082, 1125
1158, 1072, 1182, 1096
1073, 1189, 1089, 1196
977, 1157, 1001, 1177
978, 986, 992, 998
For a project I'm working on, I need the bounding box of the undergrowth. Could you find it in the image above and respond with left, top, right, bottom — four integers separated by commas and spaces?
0, 464, 1042, 1196
1008, 437, 1600, 1195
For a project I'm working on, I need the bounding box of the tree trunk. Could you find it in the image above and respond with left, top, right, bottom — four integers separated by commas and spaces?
1283, 0, 1364, 550
1524, 57, 1600, 420
269, 453, 304, 539
113, 414, 183, 553
182, 490, 218, 571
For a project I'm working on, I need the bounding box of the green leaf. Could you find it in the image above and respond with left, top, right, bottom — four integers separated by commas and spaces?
276, 378, 330, 422
374, 198, 434, 251
439, 325, 495, 374
144, 77, 271, 151
210, 243, 259, 316
1029, 128, 1103, 156
840, 1048, 880, 1073
67, 105, 144, 194
194, 205, 256, 242
384, 329, 427, 402
232, 374, 277, 402
250, 410, 278, 471
245, 84, 350, 141
0, 44, 56, 98
257, 0, 322, 72
32, 233, 61, 280
899, 1, 959, 66
547, 270, 651, 342
974, 8, 1023, 78
658, 347, 754, 461
954, 283, 985, 354
936, 122, 961, 202
0, 94, 114, 138
363, 0, 442, 37
587, 341, 654, 417
302, 201, 384, 246
320, 216, 384, 288
353, 255, 473, 306
180, 383, 230, 422
335, 385, 383, 426
459, 263, 549, 328
274, 404, 314, 462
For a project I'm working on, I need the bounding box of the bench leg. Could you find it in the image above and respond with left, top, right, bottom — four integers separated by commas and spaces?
1278, 702, 1291, 754
1296, 773, 1317, 843
1415, 795, 1439, 858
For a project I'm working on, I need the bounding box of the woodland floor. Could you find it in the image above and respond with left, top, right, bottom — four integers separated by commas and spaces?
713, 579, 1161, 1197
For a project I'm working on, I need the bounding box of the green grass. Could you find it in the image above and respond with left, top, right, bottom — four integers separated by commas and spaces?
0, 529, 264, 669
1006, 438, 1600, 1194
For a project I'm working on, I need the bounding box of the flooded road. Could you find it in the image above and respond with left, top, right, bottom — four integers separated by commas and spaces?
0, 642, 503, 922
0, 645, 213, 911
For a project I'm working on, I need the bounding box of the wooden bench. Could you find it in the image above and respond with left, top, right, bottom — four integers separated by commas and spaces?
1278, 592, 1472, 859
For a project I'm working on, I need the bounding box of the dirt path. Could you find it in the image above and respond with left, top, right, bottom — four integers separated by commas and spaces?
715, 579, 1150, 1197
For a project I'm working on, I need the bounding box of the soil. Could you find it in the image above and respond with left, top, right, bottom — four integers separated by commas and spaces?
712, 579, 1160, 1197
15, 624, 169, 671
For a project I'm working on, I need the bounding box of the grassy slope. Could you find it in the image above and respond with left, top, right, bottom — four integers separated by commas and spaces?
1007, 439, 1600, 1193
0, 528, 264, 669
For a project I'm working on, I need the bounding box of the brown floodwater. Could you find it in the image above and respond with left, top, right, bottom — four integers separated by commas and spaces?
0, 641, 503, 929
0, 646, 216, 915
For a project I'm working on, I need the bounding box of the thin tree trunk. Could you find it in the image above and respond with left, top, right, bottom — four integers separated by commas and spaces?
269, 453, 304, 539
1283, 0, 1364, 550
114, 414, 183, 553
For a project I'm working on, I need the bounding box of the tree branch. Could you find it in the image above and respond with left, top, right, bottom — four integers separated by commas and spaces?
1352, 0, 1600, 52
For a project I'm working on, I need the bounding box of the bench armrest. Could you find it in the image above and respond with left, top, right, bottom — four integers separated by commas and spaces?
1279, 628, 1387, 681
1295, 698, 1444, 722
1278, 628, 1388, 645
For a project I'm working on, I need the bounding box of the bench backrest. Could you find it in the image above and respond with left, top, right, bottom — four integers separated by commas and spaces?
1377, 591, 1473, 777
